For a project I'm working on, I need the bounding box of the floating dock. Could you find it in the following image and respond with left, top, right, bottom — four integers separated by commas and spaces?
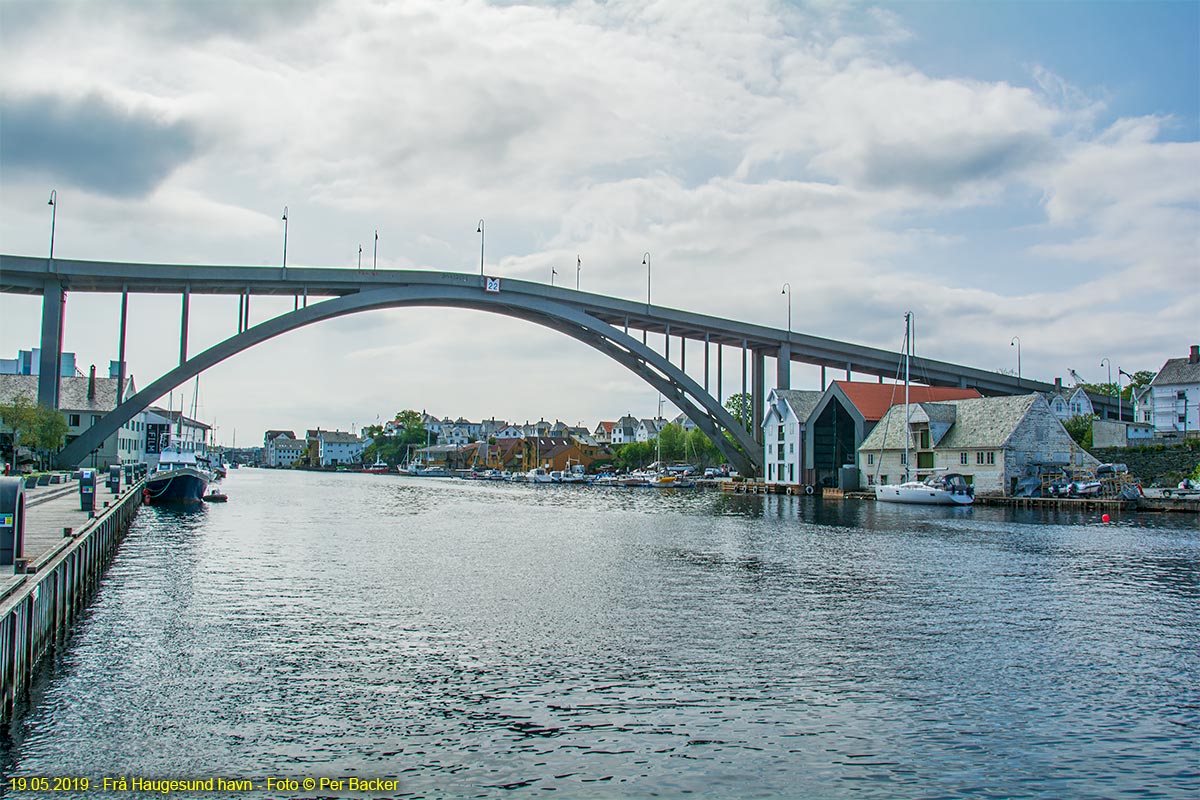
0, 475, 143, 723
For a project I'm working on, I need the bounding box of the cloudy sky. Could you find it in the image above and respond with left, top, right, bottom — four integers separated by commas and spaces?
2, 0, 1197, 443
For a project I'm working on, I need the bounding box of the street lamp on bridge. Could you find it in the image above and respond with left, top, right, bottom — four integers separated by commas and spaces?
477, 219, 485, 277
1100, 357, 1112, 390
281, 206, 289, 275
1010, 336, 1021, 385
781, 282, 791, 339
48, 190, 57, 264
642, 252, 651, 311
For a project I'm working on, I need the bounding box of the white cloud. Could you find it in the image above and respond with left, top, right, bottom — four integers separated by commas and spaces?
1, 0, 1196, 439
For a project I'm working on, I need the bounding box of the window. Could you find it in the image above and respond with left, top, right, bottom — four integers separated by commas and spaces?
960, 452, 968, 465
900, 453, 907, 465
777, 425, 785, 441
1180, 414, 1187, 424
768, 464, 774, 481
92, 415, 100, 425
976, 451, 985, 465
880, 475, 888, 485
789, 442, 794, 454
986, 452, 996, 465
69, 414, 80, 426
789, 464, 794, 482
919, 430, 930, 449
867, 453, 874, 465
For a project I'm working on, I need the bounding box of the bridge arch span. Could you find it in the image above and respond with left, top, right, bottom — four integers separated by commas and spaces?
56, 285, 761, 475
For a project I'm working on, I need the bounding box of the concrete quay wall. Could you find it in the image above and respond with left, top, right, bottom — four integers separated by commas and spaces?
0, 479, 143, 724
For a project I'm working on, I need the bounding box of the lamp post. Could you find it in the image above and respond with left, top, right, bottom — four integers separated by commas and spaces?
1010, 336, 1021, 385
373, 230, 378, 273
781, 282, 791, 339
1100, 357, 1112, 391
576, 255, 581, 291
642, 252, 651, 310
281, 206, 289, 275
477, 219, 485, 277
358, 244, 362, 271
48, 190, 57, 265
1117, 367, 1132, 423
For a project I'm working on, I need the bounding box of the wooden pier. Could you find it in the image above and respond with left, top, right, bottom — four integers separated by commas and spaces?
0, 475, 143, 723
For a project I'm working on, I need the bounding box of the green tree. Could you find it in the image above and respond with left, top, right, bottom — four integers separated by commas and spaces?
1121, 370, 1156, 401
1063, 414, 1094, 449
0, 394, 67, 469
724, 393, 752, 432
656, 422, 686, 462
686, 427, 721, 466
613, 441, 654, 470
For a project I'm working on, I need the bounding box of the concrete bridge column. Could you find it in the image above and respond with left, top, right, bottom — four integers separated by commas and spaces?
116, 288, 128, 403
753, 349, 765, 444
37, 280, 64, 408
777, 342, 791, 391
179, 287, 190, 365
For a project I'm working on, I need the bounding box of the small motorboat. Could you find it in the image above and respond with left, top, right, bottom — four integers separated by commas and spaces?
202, 489, 228, 503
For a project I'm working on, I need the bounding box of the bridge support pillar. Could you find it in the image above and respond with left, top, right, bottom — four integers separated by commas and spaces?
117, 288, 128, 403
37, 280, 64, 408
777, 343, 791, 391
753, 349, 765, 444
179, 287, 190, 365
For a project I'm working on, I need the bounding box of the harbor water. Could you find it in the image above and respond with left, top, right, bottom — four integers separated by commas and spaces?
2, 469, 1197, 798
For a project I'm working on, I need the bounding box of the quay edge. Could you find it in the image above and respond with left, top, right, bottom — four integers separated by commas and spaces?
0, 478, 144, 724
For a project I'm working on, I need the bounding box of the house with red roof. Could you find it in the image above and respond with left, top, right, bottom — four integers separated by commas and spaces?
804, 381, 982, 489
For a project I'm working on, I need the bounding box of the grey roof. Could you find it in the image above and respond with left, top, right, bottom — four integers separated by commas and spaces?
0, 374, 134, 414
776, 389, 823, 423
859, 394, 1040, 452
320, 430, 362, 444
1153, 355, 1200, 386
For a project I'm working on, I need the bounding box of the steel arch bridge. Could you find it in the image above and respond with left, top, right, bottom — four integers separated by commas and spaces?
1, 254, 1086, 475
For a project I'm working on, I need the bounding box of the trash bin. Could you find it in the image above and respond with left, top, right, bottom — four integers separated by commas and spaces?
108, 465, 121, 494
0, 477, 25, 566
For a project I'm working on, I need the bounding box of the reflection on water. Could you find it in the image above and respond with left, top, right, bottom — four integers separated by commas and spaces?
2, 470, 1197, 798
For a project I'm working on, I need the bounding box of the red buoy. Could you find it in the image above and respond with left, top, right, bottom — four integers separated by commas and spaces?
1101, 513, 1111, 523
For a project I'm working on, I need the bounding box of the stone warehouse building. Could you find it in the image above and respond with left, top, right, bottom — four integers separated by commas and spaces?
858, 393, 1097, 495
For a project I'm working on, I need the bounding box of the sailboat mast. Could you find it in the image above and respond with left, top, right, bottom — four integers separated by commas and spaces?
904, 311, 911, 482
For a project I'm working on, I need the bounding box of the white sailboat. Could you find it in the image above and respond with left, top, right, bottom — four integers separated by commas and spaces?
873, 312, 974, 506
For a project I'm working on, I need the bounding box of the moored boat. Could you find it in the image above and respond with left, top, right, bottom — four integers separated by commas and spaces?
145, 448, 212, 504
874, 473, 974, 505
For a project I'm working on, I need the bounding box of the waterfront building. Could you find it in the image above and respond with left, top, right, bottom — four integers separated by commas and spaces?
0, 348, 78, 376
671, 413, 697, 433
797, 382, 982, 489
270, 437, 307, 467
592, 421, 615, 444
857, 393, 1097, 495
0, 371, 139, 469
1043, 378, 1095, 422
635, 417, 668, 443
263, 429, 297, 467
493, 424, 524, 439
610, 416, 639, 445
142, 407, 210, 469
317, 430, 365, 466
760, 389, 822, 487
1148, 345, 1200, 435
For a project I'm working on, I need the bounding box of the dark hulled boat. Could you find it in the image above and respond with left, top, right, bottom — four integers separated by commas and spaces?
145, 448, 212, 504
